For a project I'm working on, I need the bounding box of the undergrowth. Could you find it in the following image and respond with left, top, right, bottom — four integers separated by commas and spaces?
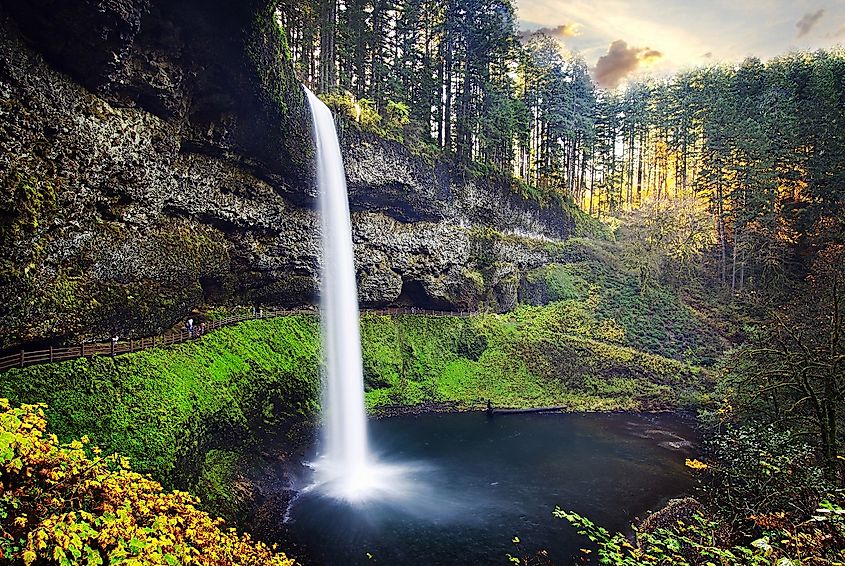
522, 238, 728, 365
360, 313, 711, 412
0, 400, 295, 565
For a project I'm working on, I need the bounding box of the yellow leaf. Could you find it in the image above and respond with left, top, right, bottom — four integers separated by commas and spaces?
684, 458, 709, 470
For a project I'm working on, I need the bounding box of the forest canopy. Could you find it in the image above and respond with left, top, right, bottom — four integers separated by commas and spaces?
279, 0, 844, 297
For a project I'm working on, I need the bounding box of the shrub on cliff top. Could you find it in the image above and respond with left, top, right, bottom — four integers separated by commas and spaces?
0, 399, 295, 565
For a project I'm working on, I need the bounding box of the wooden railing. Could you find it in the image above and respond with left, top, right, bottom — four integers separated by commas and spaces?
0, 307, 474, 373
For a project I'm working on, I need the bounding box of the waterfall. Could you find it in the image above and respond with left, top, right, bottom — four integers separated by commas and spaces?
304, 86, 373, 501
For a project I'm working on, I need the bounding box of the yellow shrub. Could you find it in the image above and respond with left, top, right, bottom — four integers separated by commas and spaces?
0, 399, 295, 565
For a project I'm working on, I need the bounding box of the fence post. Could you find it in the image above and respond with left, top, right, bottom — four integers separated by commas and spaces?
50, 346, 54, 363
130, 339, 134, 352
111, 339, 115, 357
80, 343, 84, 358
20, 350, 25, 368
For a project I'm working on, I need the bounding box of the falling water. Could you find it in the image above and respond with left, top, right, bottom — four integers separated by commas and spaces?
305, 86, 397, 503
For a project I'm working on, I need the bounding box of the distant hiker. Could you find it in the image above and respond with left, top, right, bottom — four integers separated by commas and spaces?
251, 305, 257, 316
486, 399, 493, 416
200, 322, 207, 335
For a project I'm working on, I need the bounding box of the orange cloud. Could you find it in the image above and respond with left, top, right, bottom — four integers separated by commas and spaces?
518, 23, 582, 42
593, 40, 664, 89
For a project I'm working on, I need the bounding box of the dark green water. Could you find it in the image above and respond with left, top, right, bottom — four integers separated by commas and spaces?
282, 412, 698, 565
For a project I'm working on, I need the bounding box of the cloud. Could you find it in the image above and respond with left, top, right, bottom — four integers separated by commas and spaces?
642, 49, 662, 62
796, 9, 825, 38
592, 40, 663, 89
518, 23, 581, 42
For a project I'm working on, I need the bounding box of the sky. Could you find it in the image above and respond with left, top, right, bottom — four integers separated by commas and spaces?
516, 0, 845, 88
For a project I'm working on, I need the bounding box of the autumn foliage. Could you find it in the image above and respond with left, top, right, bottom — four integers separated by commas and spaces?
0, 399, 295, 565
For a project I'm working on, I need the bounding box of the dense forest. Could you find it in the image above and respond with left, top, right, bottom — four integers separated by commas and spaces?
282, 0, 845, 294
2, 0, 845, 563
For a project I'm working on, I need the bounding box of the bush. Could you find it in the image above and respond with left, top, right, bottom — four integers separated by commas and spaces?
702, 424, 833, 526
0, 399, 295, 565
558, 502, 845, 565
557, 423, 845, 564
318, 91, 412, 143
384, 101, 410, 141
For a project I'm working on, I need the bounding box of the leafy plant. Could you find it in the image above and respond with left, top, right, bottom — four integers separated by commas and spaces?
0, 399, 295, 565
556, 504, 845, 565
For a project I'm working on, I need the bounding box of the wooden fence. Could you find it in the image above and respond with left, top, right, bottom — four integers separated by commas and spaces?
0, 307, 473, 373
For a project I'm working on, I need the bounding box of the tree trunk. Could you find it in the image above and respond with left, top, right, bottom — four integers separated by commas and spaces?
636, 130, 644, 206
717, 176, 727, 286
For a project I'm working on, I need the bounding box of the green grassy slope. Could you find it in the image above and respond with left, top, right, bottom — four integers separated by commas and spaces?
0, 305, 712, 481
0, 316, 321, 487
522, 238, 727, 364
361, 313, 711, 412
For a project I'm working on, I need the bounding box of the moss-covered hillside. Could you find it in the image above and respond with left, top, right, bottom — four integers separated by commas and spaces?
0, 317, 322, 490
361, 312, 711, 412
0, 304, 714, 478
520, 238, 728, 365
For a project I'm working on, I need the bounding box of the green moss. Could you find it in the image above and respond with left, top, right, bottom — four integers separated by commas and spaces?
195, 449, 242, 518
463, 269, 485, 291
0, 299, 714, 509
543, 265, 575, 297
0, 316, 321, 488
1, 217, 235, 350
520, 239, 726, 365
360, 311, 711, 412
504, 177, 608, 239
0, 168, 57, 239
271, 11, 292, 62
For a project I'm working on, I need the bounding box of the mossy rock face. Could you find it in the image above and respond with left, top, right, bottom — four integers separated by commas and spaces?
5, 0, 311, 189
0, 10, 317, 349
0, 207, 239, 347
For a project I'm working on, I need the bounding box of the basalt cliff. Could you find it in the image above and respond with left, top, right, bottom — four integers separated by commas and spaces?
0, 0, 597, 351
